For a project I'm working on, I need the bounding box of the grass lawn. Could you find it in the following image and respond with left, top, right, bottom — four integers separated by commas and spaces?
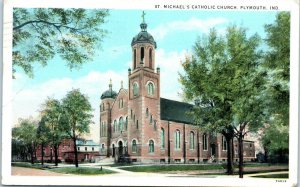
252, 173, 288, 178
50, 167, 116, 175
11, 162, 46, 169
120, 164, 224, 172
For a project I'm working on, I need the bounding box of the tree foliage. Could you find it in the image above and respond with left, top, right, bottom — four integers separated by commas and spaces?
61, 89, 93, 167
261, 12, 290, 159
12, 119, 38, 164
40, 98, 67, 165
13, 8, 109, 77
180, 26, 264, 175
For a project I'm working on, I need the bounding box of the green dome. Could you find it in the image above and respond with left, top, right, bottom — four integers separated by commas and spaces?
101, 89, 117, 100
131, 23, 157, 48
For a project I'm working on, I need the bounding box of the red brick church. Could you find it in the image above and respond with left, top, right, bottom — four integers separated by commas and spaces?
99, 16, 255, 163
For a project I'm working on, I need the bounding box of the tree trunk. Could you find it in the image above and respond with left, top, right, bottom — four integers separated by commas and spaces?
238, 133, 244, 178
30, 146, 34, 164
54, 144, 59, 166
225, 136, 234, 175
41, 143, 44, 165
73, 138, 79, 167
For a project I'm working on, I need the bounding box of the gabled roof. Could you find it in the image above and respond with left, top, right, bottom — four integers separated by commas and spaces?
160, 98, 194, 124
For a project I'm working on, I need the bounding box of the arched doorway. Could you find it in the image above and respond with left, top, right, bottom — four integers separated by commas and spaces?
118, 141, 123, 155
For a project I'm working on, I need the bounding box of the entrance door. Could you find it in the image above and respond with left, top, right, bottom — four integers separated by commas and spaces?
211, 144, 216, 156
118, 141, 123, 155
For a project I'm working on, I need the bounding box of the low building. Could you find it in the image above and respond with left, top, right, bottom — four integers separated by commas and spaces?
35, 139, 100, 163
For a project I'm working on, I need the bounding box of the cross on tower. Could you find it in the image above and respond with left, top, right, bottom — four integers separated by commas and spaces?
142, 11, 146, 23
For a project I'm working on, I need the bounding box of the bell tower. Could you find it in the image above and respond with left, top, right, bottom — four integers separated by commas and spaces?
128, 12, 161, 161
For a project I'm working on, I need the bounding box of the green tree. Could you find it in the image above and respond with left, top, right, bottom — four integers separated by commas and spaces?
180, 26, 264, 176
36, 116, 51, 165
12, 119, 38, 164
40, 98, 66, 166
61, 89, 93, 167
261, 12, 290, 161
13, 8, 109, 77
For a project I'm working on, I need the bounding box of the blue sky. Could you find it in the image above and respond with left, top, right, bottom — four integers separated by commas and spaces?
12, 9, 279, 141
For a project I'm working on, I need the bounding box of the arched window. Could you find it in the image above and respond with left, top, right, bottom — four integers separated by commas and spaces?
153, 120, 157, 131
203, 134, 208, 150
119, 117, 124, 131
113, 120, 117, 132
104, 122, 107, 136
147, 82, 154, 96
161, 128, 165, 149
175, 130, 181, 149
222, 136, 227, 151
141, 47, 145, 63
190, 132, 195, 150
149, 140, 154, 153
132, 140, 137, 153
136, 120, 139, 129
149, 48, 153, 69
133, 82, 139, 96
146, 108, 149, 118
134, 49, 137, 69
125, 116, 128, 130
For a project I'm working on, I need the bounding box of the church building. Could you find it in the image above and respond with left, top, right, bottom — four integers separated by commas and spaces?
99, 15, 255, 163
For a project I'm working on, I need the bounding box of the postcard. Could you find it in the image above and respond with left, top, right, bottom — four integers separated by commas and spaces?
1, 0, 299, 186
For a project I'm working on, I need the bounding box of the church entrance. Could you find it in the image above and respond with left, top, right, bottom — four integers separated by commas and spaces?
118, 141, 123, 156
211, 144, 216, 156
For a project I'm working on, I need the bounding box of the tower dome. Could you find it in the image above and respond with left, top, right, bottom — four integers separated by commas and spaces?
131, 12, 157, 48
101, 79, 117, 100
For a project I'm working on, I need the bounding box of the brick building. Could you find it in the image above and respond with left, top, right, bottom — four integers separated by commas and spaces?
99, 18, 255, 163
35, 139, 100, 163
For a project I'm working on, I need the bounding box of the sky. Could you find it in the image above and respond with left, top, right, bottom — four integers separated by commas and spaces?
12, 9, 279, 142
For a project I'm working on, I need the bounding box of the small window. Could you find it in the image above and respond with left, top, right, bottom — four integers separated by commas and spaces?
203, 134, 208, 151
147, 82, 154, 96
119, 117, 124, 131
132, 140, 137, 153
92, 147, 94, 151
150, 115, 153, 124
153, 120, 157, 131
85, 147, 87, 151
146, 108, 149, 118
125, 116, 128, 130
161, 128, 165, 149
149, 140, 154, 153
131, 109, 133, 118
190, 132, 195, 150
114, 120, 117, 132
222, 136, 227, 151
175, 130, 181, 149
78, 147, 80, 151
136, 120, 139, 129
133, 82, 139, 96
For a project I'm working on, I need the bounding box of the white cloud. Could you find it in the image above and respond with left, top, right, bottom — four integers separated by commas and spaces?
12, 70, 128, 143
156, 48, 191, 102
149, 17, 228, 40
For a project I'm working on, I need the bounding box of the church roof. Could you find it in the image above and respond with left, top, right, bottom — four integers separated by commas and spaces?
160, 98, 194, 124
131, 23, 157, 48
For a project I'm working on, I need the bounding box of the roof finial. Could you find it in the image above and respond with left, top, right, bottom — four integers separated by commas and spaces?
121, 80, 123, 89
142, 11, 146, 23
109, 79, 112, 90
